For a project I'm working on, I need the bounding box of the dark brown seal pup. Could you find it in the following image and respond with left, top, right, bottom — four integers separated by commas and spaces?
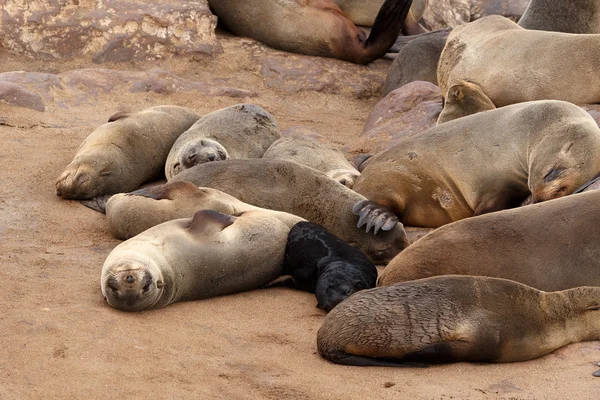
317, 275, 600, 366
101, 209, 300, 311
519, 0, 600, 34
56, 105, 200, 199
171, 159, 410, 264
352, 100, 600, 229
378, 190, 600, 290
282, 221, 377, 311
209, 0, 414, 64
436, 80, 496, 124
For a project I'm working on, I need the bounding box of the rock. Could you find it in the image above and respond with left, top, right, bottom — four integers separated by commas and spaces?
405, 227, 435, 244
423, 0, 471, 30
0, 0, 221, 62
469, 0, 529, 22
347, 81, 442, 155
0, 68, 254, 108
0, 82, 45, 112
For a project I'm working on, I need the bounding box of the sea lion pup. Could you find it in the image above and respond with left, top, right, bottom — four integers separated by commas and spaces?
352, 100, 600, 230
209, 0, 414, 65
56, 105, 200, 200
437, 16, 600, 109
335, 0, 428, 34
171, 159, 411, 264
436, 80, 496, 124
262, 137, 360, 188
165, 104, 280, 180
101, 209, 303, 311
519, 0, 600, 34
317, 276, 600, 366
281, 221, 377, 311
102, 181, 303, 240
378, 191, 600, 290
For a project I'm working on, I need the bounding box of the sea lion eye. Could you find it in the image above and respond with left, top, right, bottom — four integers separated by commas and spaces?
544, 168, 564, 182
344, 288, 353, 296
200, 140, 206, 146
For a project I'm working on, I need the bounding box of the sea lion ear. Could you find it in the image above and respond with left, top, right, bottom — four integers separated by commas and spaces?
187, 209, 235, 236
107, 111, 130, 122
448, 84, 464, 102
585, 304, 600, 311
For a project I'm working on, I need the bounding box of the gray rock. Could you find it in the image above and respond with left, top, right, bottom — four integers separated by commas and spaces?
0, 82, 45, 112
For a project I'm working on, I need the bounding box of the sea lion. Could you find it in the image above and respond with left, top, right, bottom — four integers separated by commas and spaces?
436, 79, 495, 124
56, 105, 200, 200
99, 181, 303, 240
378, 190, 600, 290
519, 0, 600, 34
438, 16, 600, 110
317, 275, 600, 366
208, 0, 414, 64
282, 221, 377, 311
262, 136, 360, 188
335, 0, 428, 34
101, 209, 301, 311
165, 104, 280, 180
383, 28, 450, 94
352, 100, 600, 230
171, 159, 411, 264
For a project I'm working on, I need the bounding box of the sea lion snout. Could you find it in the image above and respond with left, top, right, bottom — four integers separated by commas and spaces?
56, 165, 95, 199
103, 268, 162, 312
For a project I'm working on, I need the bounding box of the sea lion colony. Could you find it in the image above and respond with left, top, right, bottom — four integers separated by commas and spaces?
53, 0, 600, 376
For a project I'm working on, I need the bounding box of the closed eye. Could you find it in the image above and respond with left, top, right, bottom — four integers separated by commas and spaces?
544, 168, 565, 183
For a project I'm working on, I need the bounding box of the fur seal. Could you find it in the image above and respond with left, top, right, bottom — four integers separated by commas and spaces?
56, 105, 200, 200
282, 221, 377, 311
378, 190, 600, 290
99, 181, 303, 240
101, 209, 300, 311
519, 0, 600, 34
352, 100, 600, 229
438, 16, 600, 109
436, 79, 495, 124
262, 136, 360, 188
335, 0, 428, 34
165, 104, 280, 180
209, 0, 414, 64
171, 159, 411, 264
317, 275, 600, 366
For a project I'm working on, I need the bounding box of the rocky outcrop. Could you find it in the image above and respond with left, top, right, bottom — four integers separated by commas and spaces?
0, 0, 221, 62
0, 82, 45, 112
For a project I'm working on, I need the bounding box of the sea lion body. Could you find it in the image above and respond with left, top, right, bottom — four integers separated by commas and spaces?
209, 0, 414, 64
56, 106, 200, 199
171, 159, 410, 264
519, 0, 600, 34
379, 190, 600, 290
165, 104, 280, 180
283, 221, 377, 311
317, 276, 600, 366
103, 181, 303, 240
101, 209, 298, 311
352, 100, 600, 228
438, 16, 600, 109
262, 137, 360, 188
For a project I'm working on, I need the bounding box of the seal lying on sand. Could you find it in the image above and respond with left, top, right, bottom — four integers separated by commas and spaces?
165, 104, 280, 180
352, 100, 600, 229
56, 105, 200, 199
281, 221, 377, 311
171, 159, 411, 264
317, 275, 600, 366
209, 0, 414, 64
101, 209, 302, 311
378, 190, 600, 291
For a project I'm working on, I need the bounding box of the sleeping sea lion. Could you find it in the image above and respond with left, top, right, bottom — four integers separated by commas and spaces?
317, 275, 600, 366
436, 79, 496, 124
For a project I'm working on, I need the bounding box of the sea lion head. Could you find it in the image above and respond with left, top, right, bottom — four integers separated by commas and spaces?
315, 260, 375, 312
327, 169, 360, 189
171, 139, 229, 177
437, 80, 496, 124
56, 161, 115, 200
101, 252, 165, 312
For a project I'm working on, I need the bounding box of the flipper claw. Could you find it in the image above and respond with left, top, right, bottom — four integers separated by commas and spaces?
352, 200, 399, 234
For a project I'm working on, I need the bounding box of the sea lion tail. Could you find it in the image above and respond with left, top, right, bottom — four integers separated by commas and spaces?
360, 0, 414, 63
80, 194, 112, 214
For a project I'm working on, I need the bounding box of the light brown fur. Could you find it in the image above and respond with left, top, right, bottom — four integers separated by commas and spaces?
436, 79, 496, 124
352, 100, 600, 228
519, 0, 600, 34
171, 159, 411, 264
379, 191, 600, 290
317, 276, 600, 366
56, 105, 200, 200
335, 0, 428, 34
438, 16, 600, 109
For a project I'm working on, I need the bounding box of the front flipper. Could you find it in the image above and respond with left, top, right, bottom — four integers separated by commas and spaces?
352, 200, 398, 234
80, 194, 112, 214
329, 354, 429, 368
263, 275, 295, 288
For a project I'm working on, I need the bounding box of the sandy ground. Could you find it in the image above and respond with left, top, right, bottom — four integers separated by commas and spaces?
1, 33, 599, 400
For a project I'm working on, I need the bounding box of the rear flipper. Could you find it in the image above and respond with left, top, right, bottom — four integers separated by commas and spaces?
80, 194, 112, 214
352, 200, 398, 234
